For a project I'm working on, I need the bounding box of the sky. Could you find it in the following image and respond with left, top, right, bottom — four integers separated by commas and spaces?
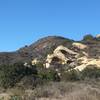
0, 0, 100, 51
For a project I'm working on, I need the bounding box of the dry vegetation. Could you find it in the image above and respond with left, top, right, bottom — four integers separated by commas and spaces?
0, 63, 100, 100
2, 80, 99, 100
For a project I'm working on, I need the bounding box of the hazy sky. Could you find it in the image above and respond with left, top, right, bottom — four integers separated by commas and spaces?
0, 0, 99, 51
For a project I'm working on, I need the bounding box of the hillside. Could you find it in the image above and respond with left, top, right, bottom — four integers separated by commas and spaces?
0, 35, 100, 100
0, 36, 73, 65
0, 35, 99, 66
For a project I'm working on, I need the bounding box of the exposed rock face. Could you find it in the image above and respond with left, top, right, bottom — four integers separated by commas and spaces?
44, 44, 100, 71
96, 34, 100, 38
54, 45, 78, 55
72, 42, 88, 50
74, 57, 100, 71
45, 45, 79, 68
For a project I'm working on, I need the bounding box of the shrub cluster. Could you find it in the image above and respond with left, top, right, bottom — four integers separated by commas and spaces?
61, 65, 100, 81
0, 62, 100, 89
0, 62, 37, 88
61, 70, 80, 81
83, 34, 94, 41
80, 65, 100, 79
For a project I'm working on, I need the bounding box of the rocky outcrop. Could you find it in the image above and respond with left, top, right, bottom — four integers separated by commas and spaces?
53, 45, 78, 55
44, 44, 100, 71
74, 56, 100, 71
96, 34, 100, 38
45, 45, 79, 68
72, 42, 88, 50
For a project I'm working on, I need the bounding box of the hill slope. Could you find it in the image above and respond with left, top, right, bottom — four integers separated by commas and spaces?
0, 36, 73, 65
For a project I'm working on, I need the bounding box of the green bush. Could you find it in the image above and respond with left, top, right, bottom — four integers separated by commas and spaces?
80, 65, 100, 79
83, 34, 94, 41
34, 62, 60, 82
38, 68, 59, 81
61, 66, 100, 81
0, 62, 37, 88
61, 70, 80, 81
10, 96, 22, 100
1, 61, 100, 89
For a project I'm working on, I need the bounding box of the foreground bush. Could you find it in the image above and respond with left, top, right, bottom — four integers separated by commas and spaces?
37, 69, 60, 82
80, 65, 100, 79
61, 70, 80, 81
60, 65, 100, 81
0, 62, 37, 88
0, 61, 100, 89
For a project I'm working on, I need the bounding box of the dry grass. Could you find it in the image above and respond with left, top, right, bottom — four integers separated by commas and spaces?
0, 80, 100, 100
23, 80, 100, 100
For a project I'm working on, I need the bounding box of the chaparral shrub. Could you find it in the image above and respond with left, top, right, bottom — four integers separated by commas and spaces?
0, 62, 37, 88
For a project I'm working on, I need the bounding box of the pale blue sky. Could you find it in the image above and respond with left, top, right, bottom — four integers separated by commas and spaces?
0, 0, 99, 51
